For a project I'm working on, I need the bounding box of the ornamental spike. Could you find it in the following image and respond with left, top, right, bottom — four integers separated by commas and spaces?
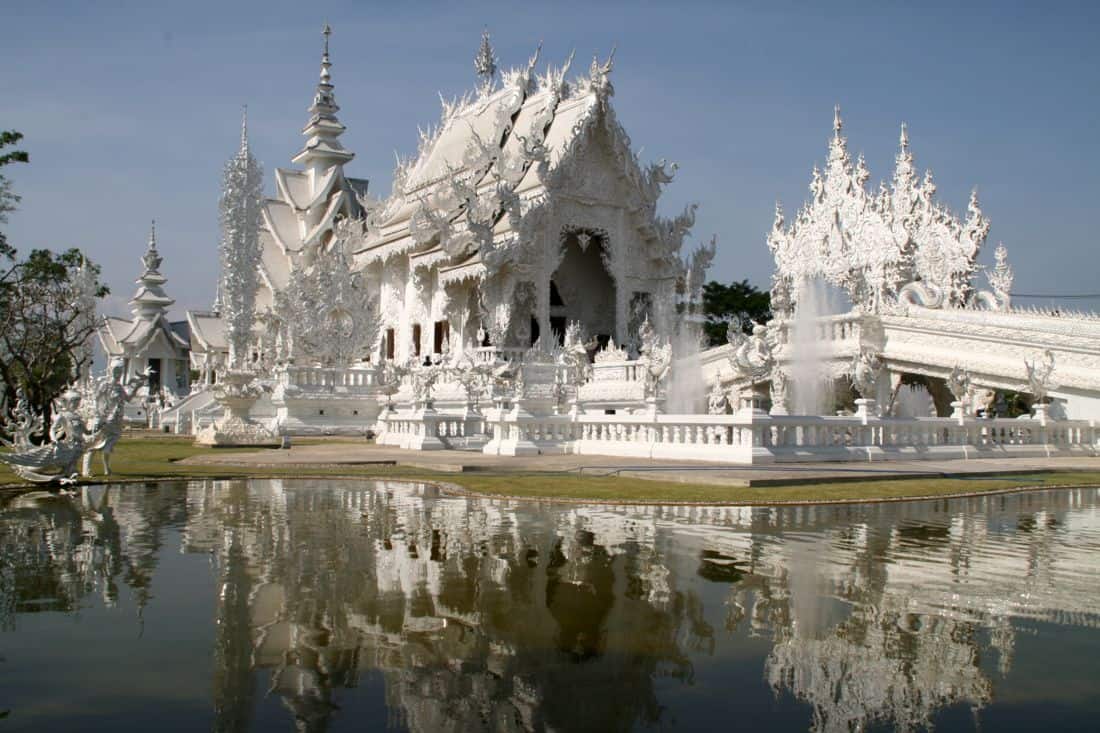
474, 28, 497, 89
240, 105, 249, 153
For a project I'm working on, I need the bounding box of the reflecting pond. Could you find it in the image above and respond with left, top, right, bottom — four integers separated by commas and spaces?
1, 480, 1099, 731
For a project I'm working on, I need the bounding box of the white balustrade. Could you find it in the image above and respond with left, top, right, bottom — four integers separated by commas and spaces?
279, 365, 379, 394
446, 410, 1095, 463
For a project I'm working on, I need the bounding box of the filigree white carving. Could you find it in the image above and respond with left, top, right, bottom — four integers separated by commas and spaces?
220, 113, 264, 370
0, 389, 87, 484
769, 109, 991, 313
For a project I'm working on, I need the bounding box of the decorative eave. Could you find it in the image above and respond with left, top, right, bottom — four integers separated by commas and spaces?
438, 255, 486, 285
409, 246, 452, 272
301, 190, 348, 249
261, 199, 298, 255
275, 166, 341, 211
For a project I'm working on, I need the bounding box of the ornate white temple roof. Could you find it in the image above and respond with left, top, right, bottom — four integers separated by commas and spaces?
186, 311, 228, 353
99, 223, 190, 359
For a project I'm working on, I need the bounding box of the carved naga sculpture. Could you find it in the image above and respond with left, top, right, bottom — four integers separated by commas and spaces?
81, 359, 148, 476
726, 321, 775, 388
0, 389, 89, 484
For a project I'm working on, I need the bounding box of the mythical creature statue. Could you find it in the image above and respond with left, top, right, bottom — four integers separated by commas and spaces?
707, 380, 730, 415
947, 364, 972, 402
727, 321, 775, 388
0, 389, 44, 451
1024, 350, 1056, 405
638, 316, 673, 401
0, 389, 89, 484
81, 359, 148, 476
850, 348, 883, 400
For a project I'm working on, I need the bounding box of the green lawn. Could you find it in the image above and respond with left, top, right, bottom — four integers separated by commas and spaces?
2, 436, 1098, 505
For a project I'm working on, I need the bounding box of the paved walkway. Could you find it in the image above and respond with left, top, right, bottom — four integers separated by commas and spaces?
180, 442, 1100, 487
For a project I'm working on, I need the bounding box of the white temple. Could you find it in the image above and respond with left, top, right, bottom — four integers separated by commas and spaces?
98, 221, 190, 408
100, 26, 1099, 462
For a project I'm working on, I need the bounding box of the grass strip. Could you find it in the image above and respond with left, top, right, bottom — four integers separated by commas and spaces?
2, 437, 1098, 505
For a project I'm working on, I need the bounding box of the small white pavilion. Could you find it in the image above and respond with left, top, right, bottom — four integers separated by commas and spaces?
98, 222, 191, 400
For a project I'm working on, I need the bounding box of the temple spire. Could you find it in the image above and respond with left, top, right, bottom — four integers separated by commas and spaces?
292, 23, 353, 168
474, 28, 497, 91
131, 219, 174, 320
899, 122, 909, 151
833, 104, 843, 139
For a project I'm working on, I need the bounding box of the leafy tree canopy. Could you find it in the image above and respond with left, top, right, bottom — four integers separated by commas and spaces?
701, 279, 771, 346
0, 129, 108, 423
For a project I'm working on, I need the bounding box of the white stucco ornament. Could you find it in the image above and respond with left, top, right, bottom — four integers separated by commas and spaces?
769, 109, 991, 314
0, 390, 87, 484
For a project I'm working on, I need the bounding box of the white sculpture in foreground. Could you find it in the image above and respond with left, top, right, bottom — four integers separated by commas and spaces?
0, 390, 87, 484
81, 359, 147, 475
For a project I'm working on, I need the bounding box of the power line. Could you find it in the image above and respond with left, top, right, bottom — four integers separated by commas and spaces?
1012, 293, 1100, 299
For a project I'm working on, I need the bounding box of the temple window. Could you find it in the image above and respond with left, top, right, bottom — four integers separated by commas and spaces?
412, 324, 422, 357
385, 328, 395, 360
433, 320, 450, 354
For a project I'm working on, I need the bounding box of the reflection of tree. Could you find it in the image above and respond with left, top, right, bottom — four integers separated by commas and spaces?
0, 487, 141, 628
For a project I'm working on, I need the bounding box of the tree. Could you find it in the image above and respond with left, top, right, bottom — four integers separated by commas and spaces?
0, 129, 108, 423
701, 279, 771, 346
0, 130, 30, 258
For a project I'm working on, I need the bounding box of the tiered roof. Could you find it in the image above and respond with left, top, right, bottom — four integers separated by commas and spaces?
100, 222, 190, 357
350, 38, 687, 286
258, 26, 367, 293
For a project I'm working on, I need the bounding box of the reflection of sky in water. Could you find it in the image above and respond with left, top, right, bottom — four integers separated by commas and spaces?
1, 481, 1098, 732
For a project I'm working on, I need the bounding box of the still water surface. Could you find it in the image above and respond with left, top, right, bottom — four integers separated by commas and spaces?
1, 480, 1098, 731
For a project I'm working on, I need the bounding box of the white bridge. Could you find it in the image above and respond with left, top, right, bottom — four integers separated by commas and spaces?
701, 304, 1100, 421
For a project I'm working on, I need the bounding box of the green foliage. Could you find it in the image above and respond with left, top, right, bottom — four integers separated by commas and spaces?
0, 130, 29, 259
0, 129, 108, 421
701, 279, 771, 346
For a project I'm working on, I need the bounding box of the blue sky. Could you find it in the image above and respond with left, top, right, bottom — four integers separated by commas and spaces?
2, 1, 1098, 317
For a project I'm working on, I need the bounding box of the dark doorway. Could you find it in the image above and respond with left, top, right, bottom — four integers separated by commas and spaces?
147, 358, 161, 393
433, 320, 450, 354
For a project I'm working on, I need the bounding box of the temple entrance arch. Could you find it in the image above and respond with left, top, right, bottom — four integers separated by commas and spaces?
551, 227, 616, 345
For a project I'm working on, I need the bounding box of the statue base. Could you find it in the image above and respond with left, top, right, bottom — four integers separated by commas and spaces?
194, 415, 280, 447
194, 371, 279, 447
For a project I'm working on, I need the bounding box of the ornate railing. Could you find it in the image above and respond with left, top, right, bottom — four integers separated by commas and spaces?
279, 365, 380, 393
472, 347, 527, 365
468, 411, 1097, 463
771, 313, 865, 347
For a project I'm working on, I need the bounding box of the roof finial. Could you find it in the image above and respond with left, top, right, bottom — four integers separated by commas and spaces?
320, 23, 332, 84
305, 23, 339, 126
240, 105, 249, 152
833, 104, 843, 138
474, 27, 497, 90
142, 219, 163, 275
899, 122, 909, 150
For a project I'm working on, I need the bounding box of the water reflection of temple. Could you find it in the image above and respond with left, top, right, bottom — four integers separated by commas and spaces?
2, 481, 1098, 731
187, 479, 708, 732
